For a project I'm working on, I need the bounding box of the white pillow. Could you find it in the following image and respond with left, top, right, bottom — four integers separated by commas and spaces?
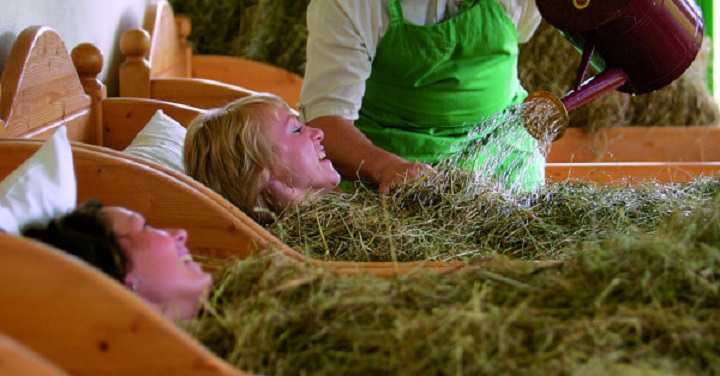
123, 110, 186, 173
0, 126, 77, 235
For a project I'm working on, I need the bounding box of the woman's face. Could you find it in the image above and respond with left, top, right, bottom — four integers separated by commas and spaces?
102, 206, 212, 322
265, 106, 340, 204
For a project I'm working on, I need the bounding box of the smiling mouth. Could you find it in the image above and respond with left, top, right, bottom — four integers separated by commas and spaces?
180, 254, 193, 263
318, 151, 326, 161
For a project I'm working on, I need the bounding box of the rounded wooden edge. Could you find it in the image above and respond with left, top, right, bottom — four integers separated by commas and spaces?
0, 232, 248, 376
0, 332, 68, 376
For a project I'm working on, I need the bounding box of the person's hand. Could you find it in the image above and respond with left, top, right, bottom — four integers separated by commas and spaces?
377, 160, 435, 194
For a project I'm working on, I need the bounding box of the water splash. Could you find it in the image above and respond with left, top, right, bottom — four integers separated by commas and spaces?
435, 101, 567, 202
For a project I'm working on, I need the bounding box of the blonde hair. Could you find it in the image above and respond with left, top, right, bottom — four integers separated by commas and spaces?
184, 93, 290, 224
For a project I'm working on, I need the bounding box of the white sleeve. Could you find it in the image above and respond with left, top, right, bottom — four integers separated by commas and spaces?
300, 0, 385, 122
497, 0, 541, 44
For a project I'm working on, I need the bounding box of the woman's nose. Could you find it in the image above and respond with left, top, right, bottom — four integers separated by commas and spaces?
171, 229, 188, 243
308, 126, 324, 141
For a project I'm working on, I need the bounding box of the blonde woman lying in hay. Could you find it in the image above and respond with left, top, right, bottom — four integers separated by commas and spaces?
184, 93, 342, 225
183, 92, 544, 225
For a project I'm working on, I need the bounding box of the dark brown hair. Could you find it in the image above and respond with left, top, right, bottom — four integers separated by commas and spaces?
22, 200, 129, 283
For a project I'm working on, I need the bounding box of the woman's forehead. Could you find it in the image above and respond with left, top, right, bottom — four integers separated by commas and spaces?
101, 207, 142, 232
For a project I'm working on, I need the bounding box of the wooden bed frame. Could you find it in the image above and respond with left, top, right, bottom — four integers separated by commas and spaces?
119, 0, 303, 110
0, 332, 67, 376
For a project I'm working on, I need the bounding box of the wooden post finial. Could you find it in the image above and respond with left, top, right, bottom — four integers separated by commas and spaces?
120, 28, 151, 59
175, 16, 192, 41
71, 43, 103, 80
71, 42, 106, 145
119, 29, 152, 98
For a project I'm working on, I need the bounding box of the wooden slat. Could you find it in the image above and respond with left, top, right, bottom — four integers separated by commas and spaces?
0, 26, 93, 139
151, 77, 256, 109
546, 161, 720, 184
144, 0, 187, 79
119, 1, 303, 110
191, 55, 303, 109
101, 97, 204, 150
547, 126, 720, 163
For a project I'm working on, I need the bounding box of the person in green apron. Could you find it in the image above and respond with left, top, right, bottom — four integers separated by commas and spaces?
300, 0, 544, 193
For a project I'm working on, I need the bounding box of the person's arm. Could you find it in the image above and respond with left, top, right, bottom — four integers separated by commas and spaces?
308, 115, 433, 193
301, 1, 432, 192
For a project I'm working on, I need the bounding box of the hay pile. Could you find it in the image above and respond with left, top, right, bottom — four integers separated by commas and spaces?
267, 168, 718, 262
168, 0, 719, 129
168, 0, 309, 74
190, 177, 720, 375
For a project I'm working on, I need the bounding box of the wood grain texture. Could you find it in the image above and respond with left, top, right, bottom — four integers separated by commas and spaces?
118, 0, 302, 109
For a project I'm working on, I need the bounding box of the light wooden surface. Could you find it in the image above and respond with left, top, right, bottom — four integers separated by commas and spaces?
118, 0, 302, 109
0, 333, 68, 376
191, 54, 304, 109
0, 25, 96, 143
0, 232, 247, 376
546, 161, 720, 184
547, 126, 720, 163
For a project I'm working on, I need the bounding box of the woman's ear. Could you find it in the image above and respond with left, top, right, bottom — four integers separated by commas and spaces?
124, 274, 139, 292
267, 174, 297, 209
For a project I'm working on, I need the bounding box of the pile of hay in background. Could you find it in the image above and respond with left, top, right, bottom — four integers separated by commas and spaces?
168, 0, 309, 73
168, 0, 719, 130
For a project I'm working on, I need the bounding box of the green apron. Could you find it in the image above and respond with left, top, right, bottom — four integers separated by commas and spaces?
356, 0, 545, 192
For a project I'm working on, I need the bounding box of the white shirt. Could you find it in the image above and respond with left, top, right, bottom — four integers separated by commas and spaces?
300, 0, 541, 123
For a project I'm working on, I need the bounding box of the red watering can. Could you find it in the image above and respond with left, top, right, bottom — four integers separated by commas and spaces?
523, 0, 705, 141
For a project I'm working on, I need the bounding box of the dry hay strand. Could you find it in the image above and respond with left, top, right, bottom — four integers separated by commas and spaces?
168, 0, 259, 57
240, 0, 310, 74
190, 193, 720, 375
266, 168, 720, 263
168, 0, 309, 75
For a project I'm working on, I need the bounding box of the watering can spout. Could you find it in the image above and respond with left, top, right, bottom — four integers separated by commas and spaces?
523, 68, 631, 142
525, 0, 704, 142
522, 91, 568, 142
